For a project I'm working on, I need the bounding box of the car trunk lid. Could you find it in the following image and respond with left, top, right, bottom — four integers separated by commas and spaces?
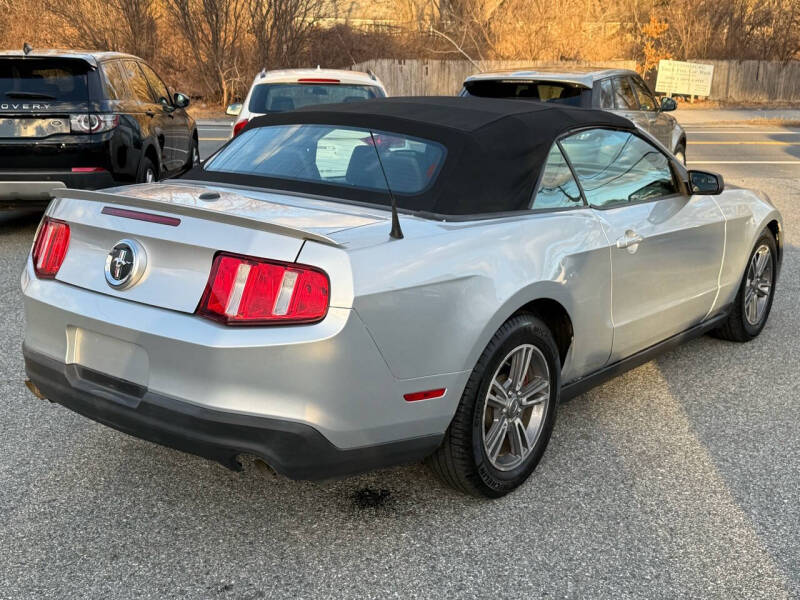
45, 183, 383, 313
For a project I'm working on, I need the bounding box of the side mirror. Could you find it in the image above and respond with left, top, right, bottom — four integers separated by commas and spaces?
173, 92, 190, 109
660, 96, 677, 112
688, 170, 724, 195
226, 102, 242, 116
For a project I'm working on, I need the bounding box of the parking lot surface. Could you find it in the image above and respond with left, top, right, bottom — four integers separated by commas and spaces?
1, 120, 798, 599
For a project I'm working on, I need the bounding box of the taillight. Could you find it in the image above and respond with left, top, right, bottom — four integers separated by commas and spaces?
197, 253, 329, 325
31, 217, 70, 278
232, 118, 249, 137
70, 114, 119, 134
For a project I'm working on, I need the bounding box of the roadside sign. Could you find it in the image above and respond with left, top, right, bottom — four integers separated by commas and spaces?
655, 60, 714, 97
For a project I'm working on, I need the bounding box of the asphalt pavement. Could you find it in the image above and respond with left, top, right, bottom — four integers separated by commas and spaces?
0, 115, 798, 599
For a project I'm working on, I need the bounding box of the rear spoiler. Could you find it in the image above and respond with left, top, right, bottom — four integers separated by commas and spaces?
51, 189, 342, 248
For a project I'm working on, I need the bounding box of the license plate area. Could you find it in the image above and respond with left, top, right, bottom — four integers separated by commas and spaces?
0, 117, 70, 138
65, 326, 150, 389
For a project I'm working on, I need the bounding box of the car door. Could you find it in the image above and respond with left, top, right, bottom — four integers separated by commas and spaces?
629, 75, 674, 150
559, 128, 725, 361
139, 62, 190, 174
120, 59, 170, 175
610, 75, 647, 131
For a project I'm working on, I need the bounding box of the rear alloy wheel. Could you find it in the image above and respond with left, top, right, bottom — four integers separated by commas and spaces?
427, 314, 560, 498
713, 229, 777, 342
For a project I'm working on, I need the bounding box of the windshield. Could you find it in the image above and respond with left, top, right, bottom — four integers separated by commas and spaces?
247, 83, 384, 113
464, 79, 590, 107
0, 58, 90, 102
204, 124, 446, 196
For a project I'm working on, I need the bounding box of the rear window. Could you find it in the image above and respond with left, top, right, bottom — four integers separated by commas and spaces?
204, 124, 445, 195
0, 58, 89, 102
463, 79, 590, 107
247, 83, 384, 113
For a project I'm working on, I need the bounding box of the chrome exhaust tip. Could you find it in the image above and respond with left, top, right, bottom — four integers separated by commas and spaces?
24, 379, 46, 400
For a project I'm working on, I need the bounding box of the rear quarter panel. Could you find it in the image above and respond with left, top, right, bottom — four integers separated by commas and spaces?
341, 210, 614, 384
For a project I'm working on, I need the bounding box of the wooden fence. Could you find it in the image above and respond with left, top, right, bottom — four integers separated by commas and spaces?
354, 58, 800, 102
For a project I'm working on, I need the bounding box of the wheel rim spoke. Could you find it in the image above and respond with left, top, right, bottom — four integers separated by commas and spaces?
508, 418, 530, 457
485, 419, 508, 461
509, 346, 533, 391
487, 380, 510, 409
519, 377, 549, 407
755, 250, 769, 277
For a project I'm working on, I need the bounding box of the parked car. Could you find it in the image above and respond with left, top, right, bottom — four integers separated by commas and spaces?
0, 48, 197, 209
462, 67, 687, 163
226, 67, 387, 137
22, 97, 781, 497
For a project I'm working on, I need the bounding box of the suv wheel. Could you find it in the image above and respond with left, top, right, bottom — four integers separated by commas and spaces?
674, 143, 686, 165
137, 157, 158, 184
427, 314, 560, 498
186, 136, 199, 169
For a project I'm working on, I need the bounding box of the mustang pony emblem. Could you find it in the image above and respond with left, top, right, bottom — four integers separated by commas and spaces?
104, 240, 146, 289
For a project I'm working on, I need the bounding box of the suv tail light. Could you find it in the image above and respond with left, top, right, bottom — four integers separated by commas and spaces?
232, 118, 249, 137
197, 253, 329, 325
31, 217, 70, 278
70, 113, 119, 134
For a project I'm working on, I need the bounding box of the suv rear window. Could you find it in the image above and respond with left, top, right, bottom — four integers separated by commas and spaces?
204, 124, 445, 195
463, 80, 590, 107
0, 58, 89, 102
248, 83, 384, 113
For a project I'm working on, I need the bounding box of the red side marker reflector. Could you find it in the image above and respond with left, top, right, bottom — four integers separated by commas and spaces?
71, 167, 106, 172
102, 206, 181, 227
404, 388, 447, 402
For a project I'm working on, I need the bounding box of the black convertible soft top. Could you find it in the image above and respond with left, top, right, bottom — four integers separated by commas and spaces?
185, 96, 636, 217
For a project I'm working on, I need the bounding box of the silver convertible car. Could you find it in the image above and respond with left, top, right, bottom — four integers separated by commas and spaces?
22, 97, 782, 497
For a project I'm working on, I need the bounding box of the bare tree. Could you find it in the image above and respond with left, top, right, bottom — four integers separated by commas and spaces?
165, 0, 247, 105
44, 0, 158, 59
248, 0, 324, 70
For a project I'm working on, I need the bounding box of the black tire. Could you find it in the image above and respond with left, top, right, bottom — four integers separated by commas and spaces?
136, 156, 158, 184
713, 229, 777, 342
427, 314, 560, 498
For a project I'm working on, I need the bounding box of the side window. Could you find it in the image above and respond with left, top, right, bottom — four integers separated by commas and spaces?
122, 60, 155, 104
630, 77, 657, 111
140, 63, 171, 104
612, 76, 638, 110
597, 79, 614, 109
531, 144, 583, 209
560, 128, 677, 209
100, 61, 130, 100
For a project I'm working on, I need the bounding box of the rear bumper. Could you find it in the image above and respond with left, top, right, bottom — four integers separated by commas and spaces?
0, 170, 116, 207
24, 346, 441, 479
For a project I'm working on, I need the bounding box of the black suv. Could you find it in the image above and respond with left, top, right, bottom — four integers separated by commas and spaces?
0, 49, 198, 208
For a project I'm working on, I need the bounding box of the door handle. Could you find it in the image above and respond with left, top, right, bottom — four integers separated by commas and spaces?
146, 110, 155, 117
616, 230, 644, 250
